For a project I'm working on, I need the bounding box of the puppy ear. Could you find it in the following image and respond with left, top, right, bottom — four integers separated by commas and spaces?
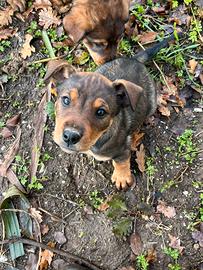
113, 79, 143, 111
44, 59, 76, 83
63, 13, 85, 42
44, 59, 76, 96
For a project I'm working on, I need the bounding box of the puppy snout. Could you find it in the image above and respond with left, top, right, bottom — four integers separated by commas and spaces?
63, 129, 82, 146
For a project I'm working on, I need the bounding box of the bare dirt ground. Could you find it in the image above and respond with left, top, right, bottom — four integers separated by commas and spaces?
0, 1, 203, 270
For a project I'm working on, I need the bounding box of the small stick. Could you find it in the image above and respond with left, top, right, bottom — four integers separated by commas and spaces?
0, 238, 102, 270
41, 30, 55, 58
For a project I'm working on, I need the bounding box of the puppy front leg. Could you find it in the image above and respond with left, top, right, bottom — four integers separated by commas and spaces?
112, 154, 134, 190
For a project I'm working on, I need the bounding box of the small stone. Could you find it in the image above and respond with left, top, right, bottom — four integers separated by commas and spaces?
193, 243, 199, 250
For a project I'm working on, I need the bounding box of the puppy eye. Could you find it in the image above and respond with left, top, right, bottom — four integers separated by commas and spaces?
96, 108, 107, 118
62, 96, 70, 106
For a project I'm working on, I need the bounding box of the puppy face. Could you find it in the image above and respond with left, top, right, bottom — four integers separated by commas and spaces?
53, 73, 119, 153
63, 0, 130, 65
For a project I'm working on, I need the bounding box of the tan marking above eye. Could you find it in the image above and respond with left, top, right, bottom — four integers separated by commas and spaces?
69, 88, 79, 103
93, 98, 109, 112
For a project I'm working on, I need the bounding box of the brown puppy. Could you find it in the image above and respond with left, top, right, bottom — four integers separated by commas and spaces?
63, 0, 130, 65
44, 34, 180, 189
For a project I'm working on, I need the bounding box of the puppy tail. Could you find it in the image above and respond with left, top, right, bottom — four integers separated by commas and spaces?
134, 32, 184, 63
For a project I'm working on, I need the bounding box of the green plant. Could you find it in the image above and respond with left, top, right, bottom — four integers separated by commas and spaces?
46, 101, 55, 120
177, 129, 197, 163
113, 217, 132, 236
28, 176, 43, 190
184, 0, 193, 4
14, 155, 29, 186
27, 21, 41, 37
168, 264, 182, 270
0, 40, 11, 52
0, 120, 5, 128
136, 254, 149, 270
164, 247, 180, 261
161, 179, 176, 193
189, 19, 202, 43
107, 195, 128, 219
119, 38, 133, 56
89, 190, 104, 209
146, 157, 157, 178
172, 0, 179, 8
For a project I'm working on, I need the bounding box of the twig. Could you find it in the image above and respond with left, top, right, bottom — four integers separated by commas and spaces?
41, 30, 55, 58
38, 207, 66, 223
0, 238, 102, 270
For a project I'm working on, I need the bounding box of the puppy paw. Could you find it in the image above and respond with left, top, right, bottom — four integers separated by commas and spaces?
111, 171, 134, 190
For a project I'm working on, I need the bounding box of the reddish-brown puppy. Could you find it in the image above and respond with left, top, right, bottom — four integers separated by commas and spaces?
63, 0, 130, 65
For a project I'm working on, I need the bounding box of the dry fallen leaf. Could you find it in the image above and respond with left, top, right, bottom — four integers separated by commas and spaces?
33, 0, 52, 10
6, 114, 21, 127
157, 200, 176, 218
200, 73, 203, 85
0, 127, 13, 139
135, 143, 145, 173
39, 242, 55, 270
162, 77, 178, 96
131, 132, 144, 151
29, 208, 43, 223
146, 247, 157, 263
0, 28, 17, 41
138, 31, 158, 44
0, 7, 14, 27
7, 0, 26, 12
168, 234, 184, 254
152, 6, 165, 13
192, 230, 203, 248
20, 34, 35, 59
39, 7, 61, 29
158, 105, 171, 117
130, 232, 143, 256
30, 92, 50, 182
188, 59, 198, 74
41, 224, 49, 235
0, 127, 21, 176
97, 195, 113, 212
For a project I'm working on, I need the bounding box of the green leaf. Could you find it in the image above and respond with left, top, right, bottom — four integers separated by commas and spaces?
2, 201, 24, 260
113, 217, 132, 236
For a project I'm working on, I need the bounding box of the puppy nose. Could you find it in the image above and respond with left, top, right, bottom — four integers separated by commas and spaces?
63, 129, 82, 145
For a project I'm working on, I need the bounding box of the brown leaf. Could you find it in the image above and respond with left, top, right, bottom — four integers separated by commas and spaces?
192, 228, 203, 248
0, 127, 21, 176
33, 0, 52, 10
6, 168, 27, 193
131, 132, 144, 151
130, 232, 143, 256
138, 31, 158, 44
30, 92, 50, 182
199, 73, 203, 85
188, 59, 198, 74
7, 0, 26, 12
39, 7, 61, 29
29, 208, 43, 223
157, 200, 176, 218
6, 114, 21, 127
162, 77, 178, 96
152, 6, 165, 13
20, 34, 35, 59
39, 242, 55, 270
41, 224, 49, 235
158, 105, 171, 117
168, 234, 184, 254
135, 144, 145, 173
0, 28, 17, 41
0, 7, 14, 27
0, 127, 13, 138
97, 195, 113, 212
146, 247, 157, 263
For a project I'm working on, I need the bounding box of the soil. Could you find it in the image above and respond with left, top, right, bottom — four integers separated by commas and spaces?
0, 2, 203, 270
